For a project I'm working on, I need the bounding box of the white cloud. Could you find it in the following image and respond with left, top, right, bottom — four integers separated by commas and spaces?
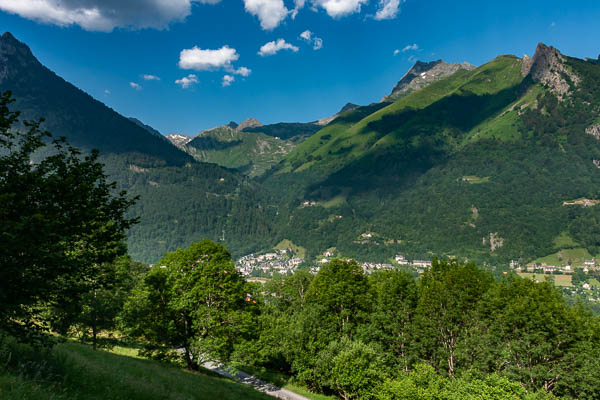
222, 75, 235, 87
232, 66, 252, 77
129, 82, 142, 90
179, 45, 239, 71
312, 37, 323, 50
104, 89, 111, 95
374, 0, 401, 20
393, 49, 400, 56
0, 0, 218, 32
300, 30, 312, 41
244, 0, 289, 30
312, 0, 367, 18
258, 39, 299, 56
291, 0, 305, 18
142, 74, 161, 81
175, 74, 199, 88
550, 21, 556, 28
408, 55, 417, 63
299, 30, 323, 50
402, 43, 419, 52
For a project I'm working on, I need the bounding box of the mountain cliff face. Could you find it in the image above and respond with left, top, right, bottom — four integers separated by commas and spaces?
522, 42, 581, 98
0, 32, 192, 167
382, 60, 476, 102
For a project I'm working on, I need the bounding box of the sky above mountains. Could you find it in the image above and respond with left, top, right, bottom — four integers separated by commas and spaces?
0, 0, 599, 135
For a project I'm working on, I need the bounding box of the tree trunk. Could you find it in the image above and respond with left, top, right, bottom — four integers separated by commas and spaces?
92, 288, 98, 351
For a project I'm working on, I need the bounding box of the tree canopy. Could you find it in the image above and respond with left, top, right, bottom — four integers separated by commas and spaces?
0, 91, 137, 341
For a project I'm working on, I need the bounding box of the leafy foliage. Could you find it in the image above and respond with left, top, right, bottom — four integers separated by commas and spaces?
121, 240, 259, 369
0, 91, 137, 341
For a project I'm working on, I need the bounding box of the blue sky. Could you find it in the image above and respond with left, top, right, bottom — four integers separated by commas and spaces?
0, 0, 599, 135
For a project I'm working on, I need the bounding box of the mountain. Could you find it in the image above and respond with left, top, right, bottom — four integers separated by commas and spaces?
237, 117, 263, 131
381, 59, 476, 102
166, 133, 192, 148
316, 102, 361, 126
242, 121, 322, 141
0, 32, 274, 263
263, 43, 600, 264
0, 32, 192, 167
128, 117, 167, 141
186, 125, 296, 177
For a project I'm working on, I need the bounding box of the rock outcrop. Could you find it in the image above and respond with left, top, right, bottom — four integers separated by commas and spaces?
382, 60, 476, 102
586, 123, 600, 140
521, 43, 580, 99
166, 133, 192, 148
237, 118, 263, 131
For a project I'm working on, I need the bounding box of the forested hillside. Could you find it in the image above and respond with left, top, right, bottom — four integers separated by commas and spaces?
0, 32, 276, 263
261, 44, 600, 264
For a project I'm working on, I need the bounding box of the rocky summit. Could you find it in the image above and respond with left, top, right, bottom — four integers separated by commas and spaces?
522, 42, 581, 99
236, 118, 263, 131
382, 59, 476, 101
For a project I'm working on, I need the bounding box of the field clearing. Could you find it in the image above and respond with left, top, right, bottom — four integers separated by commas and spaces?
518, 273, 573, 287
534, 248, 592, 267
275, 239, 307, 259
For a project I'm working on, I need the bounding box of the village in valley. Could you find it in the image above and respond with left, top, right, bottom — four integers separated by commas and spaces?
234, 240, 600, 307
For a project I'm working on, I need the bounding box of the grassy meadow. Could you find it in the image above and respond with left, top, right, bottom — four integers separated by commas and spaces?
0, 341, 272, 400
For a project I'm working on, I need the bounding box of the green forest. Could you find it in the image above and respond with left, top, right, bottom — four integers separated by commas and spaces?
2, 94, 600, 399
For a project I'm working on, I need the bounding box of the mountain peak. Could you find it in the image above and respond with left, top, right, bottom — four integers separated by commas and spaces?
339, 103, 359, 113
521, 42, 580, 98
237, 118, 263, 131
382, 59, 475, 101
0, 32, 38, 83
227, 121, 239, 129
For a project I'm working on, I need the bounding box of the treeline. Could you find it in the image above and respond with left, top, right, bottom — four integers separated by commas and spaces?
240, 259, 600, 399
75, 243, 600, 399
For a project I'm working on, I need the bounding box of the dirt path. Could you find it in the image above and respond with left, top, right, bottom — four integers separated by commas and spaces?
202, 362, 310, 400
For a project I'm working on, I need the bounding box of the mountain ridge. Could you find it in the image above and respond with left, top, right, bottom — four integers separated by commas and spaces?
382, 59, 476, 102
0, 31, 193, 167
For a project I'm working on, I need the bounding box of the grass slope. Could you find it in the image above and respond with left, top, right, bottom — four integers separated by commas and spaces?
0, 342, 273, 400
187, 126, 296, 177
261, 52, 600, 265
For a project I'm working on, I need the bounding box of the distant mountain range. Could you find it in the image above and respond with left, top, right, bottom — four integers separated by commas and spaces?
3, 30, 600, 266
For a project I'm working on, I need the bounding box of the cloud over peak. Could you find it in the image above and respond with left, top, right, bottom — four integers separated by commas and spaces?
0, 0, 218, 32
258, 39, 299, 56
402, 43, 419, 52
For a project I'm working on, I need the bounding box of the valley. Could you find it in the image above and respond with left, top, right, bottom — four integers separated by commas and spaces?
2, 32, 600, 273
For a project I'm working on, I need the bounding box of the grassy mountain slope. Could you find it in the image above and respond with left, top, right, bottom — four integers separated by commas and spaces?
187, 126, 296, 177
0, 342, 272, 400
263, 48, 600, 264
